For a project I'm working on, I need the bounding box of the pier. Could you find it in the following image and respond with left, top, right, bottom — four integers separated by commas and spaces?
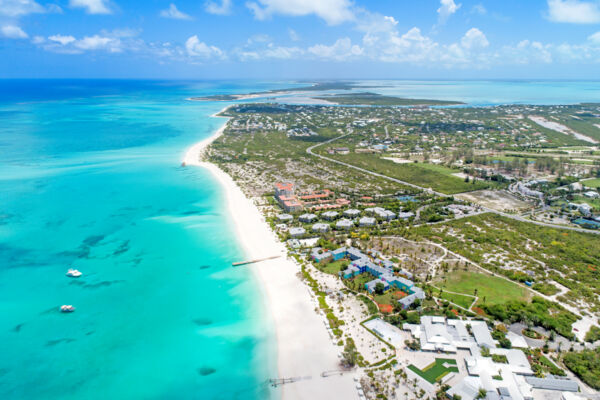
232, 255, 281, 267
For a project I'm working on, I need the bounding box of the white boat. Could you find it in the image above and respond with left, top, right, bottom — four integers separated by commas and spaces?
66, 269, 82, 278
60, 305, 75, 313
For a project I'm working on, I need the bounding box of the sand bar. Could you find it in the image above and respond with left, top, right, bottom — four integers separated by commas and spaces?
528, 115, 598, 144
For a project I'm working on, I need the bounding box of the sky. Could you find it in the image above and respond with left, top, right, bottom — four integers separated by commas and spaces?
1, 0, 600, 79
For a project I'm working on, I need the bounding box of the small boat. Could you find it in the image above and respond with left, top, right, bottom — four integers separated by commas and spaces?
66, 269, 82, 278
60, 305, 75, 313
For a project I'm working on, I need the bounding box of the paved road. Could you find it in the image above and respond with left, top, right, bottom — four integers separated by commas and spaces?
307, 136, 600, 235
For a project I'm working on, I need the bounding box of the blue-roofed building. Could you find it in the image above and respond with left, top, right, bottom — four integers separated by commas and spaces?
311, 247, 332, 263
332, 247, 349, 261
342, 265, 361, 279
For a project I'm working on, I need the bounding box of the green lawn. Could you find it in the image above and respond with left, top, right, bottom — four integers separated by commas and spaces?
582, 178, 600, 188
435, 270, 530, 307
319, 259, 349, 275
435, 289, 476, 309
408, 358, 459, 384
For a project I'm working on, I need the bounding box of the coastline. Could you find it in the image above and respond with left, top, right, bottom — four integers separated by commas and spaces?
183, 113, 358, 399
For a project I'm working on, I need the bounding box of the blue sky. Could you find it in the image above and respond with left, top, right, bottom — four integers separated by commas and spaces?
1, 0, 600, 78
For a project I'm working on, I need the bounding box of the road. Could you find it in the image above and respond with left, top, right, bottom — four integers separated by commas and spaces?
306, 135, 600, 235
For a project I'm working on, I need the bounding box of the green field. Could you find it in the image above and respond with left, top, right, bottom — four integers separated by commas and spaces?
435, 288, 476, 309
435, 270, 529, 307
583, 178, 600, 188
326, 153, 498, 194
408, 358, 459, 384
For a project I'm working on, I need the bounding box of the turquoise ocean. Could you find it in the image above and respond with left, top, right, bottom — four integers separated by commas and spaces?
0, 80, 599, 399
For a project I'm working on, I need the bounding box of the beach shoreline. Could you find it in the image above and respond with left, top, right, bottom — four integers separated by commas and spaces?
183, 113, 358, 400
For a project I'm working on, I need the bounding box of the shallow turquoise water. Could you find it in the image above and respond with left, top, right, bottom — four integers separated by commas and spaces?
0, 80, 286, 399
1, 79, 599, 399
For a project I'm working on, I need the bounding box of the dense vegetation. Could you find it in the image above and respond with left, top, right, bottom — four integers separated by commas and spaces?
412, 213, 600, 311
482, 296, 578, 339
563, 348, 600, 389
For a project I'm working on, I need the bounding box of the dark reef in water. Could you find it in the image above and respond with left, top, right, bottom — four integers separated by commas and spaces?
113, 240, 130, 256
198, 265, 211, 270
46, 338, 76, 347
197, 367, 216, 376
193, 318, 212, 326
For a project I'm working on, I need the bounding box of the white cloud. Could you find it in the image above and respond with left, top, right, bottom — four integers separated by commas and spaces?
160, 3, 192, 20
546, 0, 600, 24
48, 34, 76, 45
437, 0, 461, 24
589, 31, 600, 43
205, 0, 231, 15
69, 0, 111, 14
471, 4, 486, 15
308, 37, 362, 60
31, 35, 45, 44
461, 27, 489, 49
288, 28, 300, 41
185, 35, 224, 58
75, 35, 121, 51
246, 0, 354, 25
0, 0, 45, 17
1, 24, 28, 38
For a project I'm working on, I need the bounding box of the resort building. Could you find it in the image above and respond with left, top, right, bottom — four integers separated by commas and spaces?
359, 216, 376, 227
275, 182, 294, 197
299, 213, 317, 223
311, 247, 332, 263
311, 223, 330, 233
343, 209, 361, 218
336, 219, 353, 230
289, 227, 306, 238
274, 182, 304, 213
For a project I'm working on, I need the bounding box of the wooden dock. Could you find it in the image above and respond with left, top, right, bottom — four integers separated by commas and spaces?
232, 255, 281, 267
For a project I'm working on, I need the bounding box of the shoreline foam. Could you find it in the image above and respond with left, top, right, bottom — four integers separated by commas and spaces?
183, 113, 358, 400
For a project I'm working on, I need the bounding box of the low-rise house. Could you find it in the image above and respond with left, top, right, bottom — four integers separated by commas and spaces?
311, 223, 330, 233
322, 211, 339, 220
277, 214, 293, 222
336, 219, 353, 230
299, 213, 317, 223
343, 209, 361, 218
398, 211, 415, 220
289, 227, 306, 238
359, 216, 376, 227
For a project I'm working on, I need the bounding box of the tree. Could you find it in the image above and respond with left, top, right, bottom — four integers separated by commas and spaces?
476, 388, 487, 400
341, 340, 358, 367
374, 282, 385, 295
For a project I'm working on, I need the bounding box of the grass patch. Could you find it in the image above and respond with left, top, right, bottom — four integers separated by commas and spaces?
435, 288, 476, 309
435, 270, 529, 307
582, 178, 600, 188
407, 358, 458, 384
324, 153, 497, 194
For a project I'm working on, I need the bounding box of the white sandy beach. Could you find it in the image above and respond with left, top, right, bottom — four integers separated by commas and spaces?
183, 117, 358, 399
